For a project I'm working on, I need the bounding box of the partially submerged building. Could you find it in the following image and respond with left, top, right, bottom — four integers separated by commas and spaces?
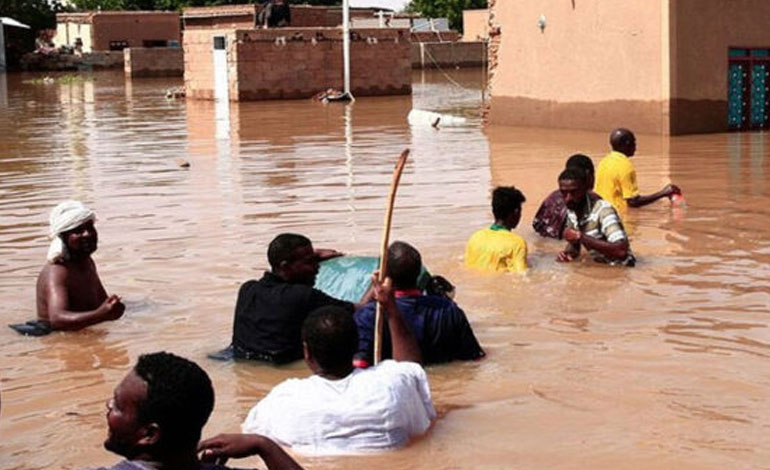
487, 0, 770, 134
54, 11, 180, 52
184, 27, 411, 101
1, 17, 31, 72
182, 4, 382, 30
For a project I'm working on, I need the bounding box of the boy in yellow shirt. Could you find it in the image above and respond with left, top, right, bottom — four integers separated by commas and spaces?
465, 186, 528, 273
595, 128, 680, 214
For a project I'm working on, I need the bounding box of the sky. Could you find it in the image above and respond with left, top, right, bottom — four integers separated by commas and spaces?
350, 0, 410, 12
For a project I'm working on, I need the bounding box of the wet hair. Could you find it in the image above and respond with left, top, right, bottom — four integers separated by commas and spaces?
302, 306, 358, 373
565, 154, 594, 175
492, 186, 526, 220
558, 167, 588, 184
267, 233, 311, 270
134, 352, 214, 450
386, 241, 422, 290
426, 275, 455, 298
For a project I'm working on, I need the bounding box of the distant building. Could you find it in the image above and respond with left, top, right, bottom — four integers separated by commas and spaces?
1, 17, 31, 71
54, 11, 180, 53
183, 26, 411, 101
183, 4, 382, 30
487, 0, 770, 135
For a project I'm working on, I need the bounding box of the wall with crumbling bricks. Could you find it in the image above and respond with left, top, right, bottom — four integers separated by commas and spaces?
124, 47, 184, 77
184, 27, 411, 101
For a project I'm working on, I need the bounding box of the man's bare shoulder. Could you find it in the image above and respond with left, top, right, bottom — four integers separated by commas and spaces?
38, 260, 74, 285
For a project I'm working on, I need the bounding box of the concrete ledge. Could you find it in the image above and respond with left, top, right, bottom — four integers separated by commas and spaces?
124, 47, 184, 78
412, 41, 486, 69
21, 51, 124, 71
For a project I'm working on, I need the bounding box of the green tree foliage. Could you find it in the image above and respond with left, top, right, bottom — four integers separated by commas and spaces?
406, 0, 487, 31
0, 0, 63, 30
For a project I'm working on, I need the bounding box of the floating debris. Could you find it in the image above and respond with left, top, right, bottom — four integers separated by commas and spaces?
22, 74, 89, 85
313, 88, 353, 103
174, 158, 191, 168
165, 86, 186, 99
408, 109, 468, 128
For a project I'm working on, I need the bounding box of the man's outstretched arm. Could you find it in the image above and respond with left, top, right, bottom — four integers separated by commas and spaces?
627, 184, 680, 208
199, 433, 303, 470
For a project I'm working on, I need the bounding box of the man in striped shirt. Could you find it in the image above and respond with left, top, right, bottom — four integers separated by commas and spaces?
556, 167, 635, 266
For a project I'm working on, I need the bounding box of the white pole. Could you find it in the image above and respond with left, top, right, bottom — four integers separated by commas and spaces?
0, 23, 6, 72
343, 0, 351, 96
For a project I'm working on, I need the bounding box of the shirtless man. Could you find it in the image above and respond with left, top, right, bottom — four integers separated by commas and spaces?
36, 201, 124, 330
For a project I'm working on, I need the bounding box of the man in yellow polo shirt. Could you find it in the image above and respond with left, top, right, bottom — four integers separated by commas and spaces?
465, 186, 528, 273
595, 128, 680, 214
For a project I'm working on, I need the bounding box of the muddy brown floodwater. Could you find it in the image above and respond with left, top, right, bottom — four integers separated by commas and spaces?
0, 69, 769, 470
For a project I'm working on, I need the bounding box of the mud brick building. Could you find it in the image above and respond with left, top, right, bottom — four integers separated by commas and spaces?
183, 4, 381, 30
184, 27, 411, 101
54, 11, 180, 53
487, 0, 770, 135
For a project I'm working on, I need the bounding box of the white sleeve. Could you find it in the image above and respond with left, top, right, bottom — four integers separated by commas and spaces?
241, 380, 292, 437
381, 360, 437, 422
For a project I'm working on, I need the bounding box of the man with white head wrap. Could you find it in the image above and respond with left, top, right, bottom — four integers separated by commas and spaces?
33, 200, 124, 331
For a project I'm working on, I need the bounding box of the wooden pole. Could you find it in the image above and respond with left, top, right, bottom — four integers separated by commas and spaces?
373, 149, 409, 365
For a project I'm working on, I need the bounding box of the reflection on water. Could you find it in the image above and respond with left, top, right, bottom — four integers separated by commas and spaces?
1, 70, 769, 470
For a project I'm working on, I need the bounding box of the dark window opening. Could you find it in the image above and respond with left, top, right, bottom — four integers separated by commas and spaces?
142, 40, 168, 48
109, 40, 128, 51
213, 36, 226, 50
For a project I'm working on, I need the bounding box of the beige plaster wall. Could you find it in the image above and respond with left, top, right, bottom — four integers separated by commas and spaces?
669, 0, 770, 133
462, 9, 488, 42
489, 0, 670, 134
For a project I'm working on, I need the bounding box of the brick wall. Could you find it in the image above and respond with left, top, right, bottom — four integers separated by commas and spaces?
410, 31, 461, 43
91, 12, 180, 51
411, 41, 486, 69
291, 6, 340, 27
184, 27, 411, 101
183, 5, 256, 30
183, 28, 229, 100
124, 47, 184, 77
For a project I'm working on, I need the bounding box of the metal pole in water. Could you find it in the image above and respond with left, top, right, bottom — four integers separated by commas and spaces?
343, 0, 351, 96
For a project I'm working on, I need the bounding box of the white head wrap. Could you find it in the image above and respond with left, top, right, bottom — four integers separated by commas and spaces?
47, 200, 96, 263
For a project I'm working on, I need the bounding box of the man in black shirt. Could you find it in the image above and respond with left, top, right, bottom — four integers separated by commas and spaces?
231, 233, 370, 364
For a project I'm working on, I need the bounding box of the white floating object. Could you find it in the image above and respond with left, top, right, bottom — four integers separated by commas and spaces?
408, 109, 467, 128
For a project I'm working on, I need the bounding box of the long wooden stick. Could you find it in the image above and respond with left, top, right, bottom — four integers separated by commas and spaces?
373, 149, 409, 365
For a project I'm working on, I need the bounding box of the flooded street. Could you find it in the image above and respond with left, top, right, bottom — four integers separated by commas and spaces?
1, 69, 769, 469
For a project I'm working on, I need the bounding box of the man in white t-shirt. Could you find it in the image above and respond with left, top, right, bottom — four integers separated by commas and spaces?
234, 275, 435, 455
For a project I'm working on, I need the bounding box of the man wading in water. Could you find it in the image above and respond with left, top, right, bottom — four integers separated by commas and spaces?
99, 351, 303, 470
557, 168, 635, 266
35, 201, 124, 331
595, 128, 681, 215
